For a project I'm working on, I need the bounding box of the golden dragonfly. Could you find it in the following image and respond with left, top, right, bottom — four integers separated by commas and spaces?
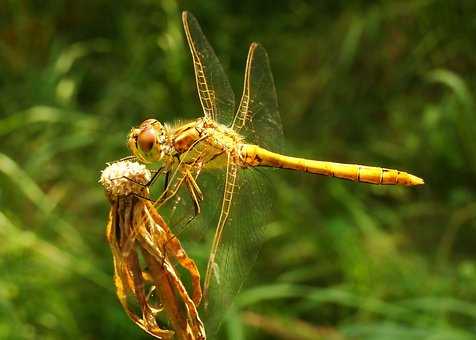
128, 10, 423, 314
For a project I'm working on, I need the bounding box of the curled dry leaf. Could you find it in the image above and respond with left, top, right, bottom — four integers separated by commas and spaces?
99, 161, 206, 340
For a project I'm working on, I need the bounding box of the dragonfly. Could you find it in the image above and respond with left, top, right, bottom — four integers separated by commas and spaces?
128, 10, 424, 320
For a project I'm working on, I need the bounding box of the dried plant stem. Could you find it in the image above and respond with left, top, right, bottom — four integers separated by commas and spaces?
141, 250, 189, 340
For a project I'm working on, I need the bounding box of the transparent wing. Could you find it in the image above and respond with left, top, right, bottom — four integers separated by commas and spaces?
233, 43, 284, 152
182, 11, 235, 125
159, 167, 275, 335
199, 43, 285, 333
203, 154, 238, 302
156, 164, 269, 332
204, 166, 273, 334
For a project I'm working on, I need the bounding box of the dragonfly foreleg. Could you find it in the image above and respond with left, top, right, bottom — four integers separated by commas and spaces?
110, 175, 148, 187
108, 155, 137, 164
110, 166, 164, 189
145, 167, 164, 187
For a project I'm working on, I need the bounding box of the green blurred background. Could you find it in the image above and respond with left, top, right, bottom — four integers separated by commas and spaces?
1, 1, 476, 339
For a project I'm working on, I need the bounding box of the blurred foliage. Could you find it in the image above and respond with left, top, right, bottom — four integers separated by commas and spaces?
1, 0, 476, 339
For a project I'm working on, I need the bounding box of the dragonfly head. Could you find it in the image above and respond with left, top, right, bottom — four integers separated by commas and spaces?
128, 118, 166, 163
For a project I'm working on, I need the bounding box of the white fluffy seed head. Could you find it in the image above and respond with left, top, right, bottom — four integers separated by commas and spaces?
99, 160, 151, 199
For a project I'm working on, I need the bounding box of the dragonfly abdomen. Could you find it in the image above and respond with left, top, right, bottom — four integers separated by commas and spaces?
241, 144, 424, 186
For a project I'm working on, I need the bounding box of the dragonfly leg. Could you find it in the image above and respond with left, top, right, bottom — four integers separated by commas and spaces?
155, 175, 186, 208
158, 169, 203, 250
165, 168, 203, 236
111, 175, 149, 187
154, 162, 201, 209
110, 166, 164, 189
163, 170, 170, 192
184, 170, 203, 216
109, 155, 137, 164
145, 167, 164, 187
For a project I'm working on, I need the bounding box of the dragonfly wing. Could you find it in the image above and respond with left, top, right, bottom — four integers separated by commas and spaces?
203, 166, 272, 334
162, 160, 273, 334
233, 43, 284, 152
182, 11, 235, 125
203, 154, 238, 302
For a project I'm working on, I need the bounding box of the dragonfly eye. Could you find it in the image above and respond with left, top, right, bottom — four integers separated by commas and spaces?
137, 128, 157, 153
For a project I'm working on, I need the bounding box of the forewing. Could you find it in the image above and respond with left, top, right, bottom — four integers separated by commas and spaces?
233, 43, 284, 152
182, 11, 235, 125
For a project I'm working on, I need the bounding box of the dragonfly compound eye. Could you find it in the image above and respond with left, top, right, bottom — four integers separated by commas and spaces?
137, 127, 157, 153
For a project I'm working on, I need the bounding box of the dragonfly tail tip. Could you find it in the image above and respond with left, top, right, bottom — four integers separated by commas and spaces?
409, 174, 424, 186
